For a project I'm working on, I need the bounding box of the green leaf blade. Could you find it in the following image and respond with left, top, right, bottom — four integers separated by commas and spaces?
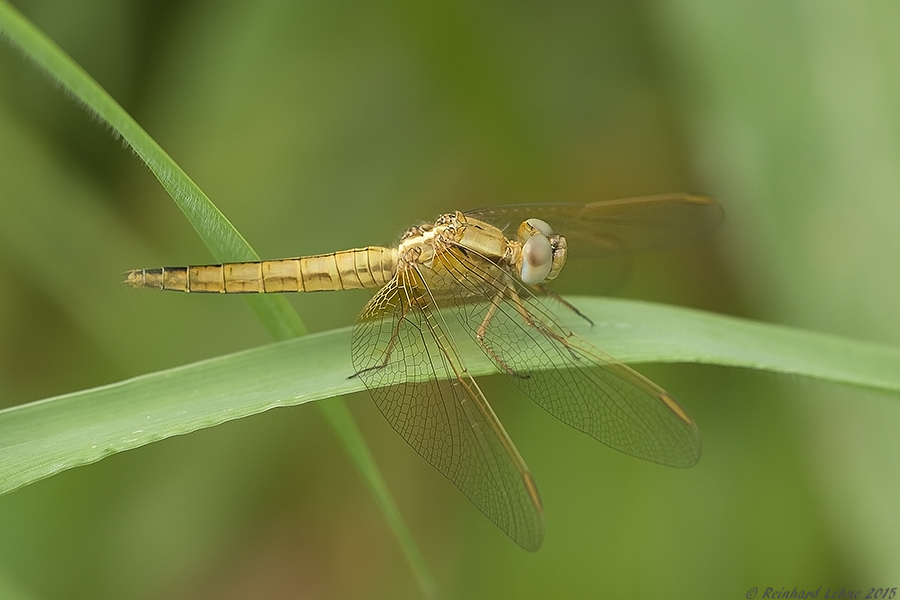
4, 296, 899, 498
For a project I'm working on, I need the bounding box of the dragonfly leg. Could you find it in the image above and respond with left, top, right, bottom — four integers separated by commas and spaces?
534, 284, 594, 327
476, 291, 530, 379
350, 305, 406, 379
507, 286, 583, 363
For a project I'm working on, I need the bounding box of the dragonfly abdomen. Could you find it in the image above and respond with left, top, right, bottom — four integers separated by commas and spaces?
124, 246, 398, 293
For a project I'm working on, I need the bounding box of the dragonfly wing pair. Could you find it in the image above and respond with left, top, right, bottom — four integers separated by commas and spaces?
439, 246, 702, 468
352, 262, 544, 551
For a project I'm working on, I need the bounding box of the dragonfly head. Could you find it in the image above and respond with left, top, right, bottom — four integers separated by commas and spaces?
516, 218, 567, 285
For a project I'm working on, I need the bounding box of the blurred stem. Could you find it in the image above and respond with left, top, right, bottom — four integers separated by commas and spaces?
0, 3, 436, 596
319, 400, 438, 599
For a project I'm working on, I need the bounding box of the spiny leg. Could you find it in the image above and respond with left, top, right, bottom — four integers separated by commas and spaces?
476, 290, 530, 379
535, 284, 594, 327
350, 301, 407, 379
507, 285, 583, 362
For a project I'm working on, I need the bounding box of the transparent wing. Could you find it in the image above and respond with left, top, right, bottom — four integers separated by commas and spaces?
351, 268, 544, 551
466, 193, 723, 258
434, 245, 701, 468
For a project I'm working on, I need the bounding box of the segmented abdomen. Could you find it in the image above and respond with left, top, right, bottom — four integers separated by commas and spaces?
123, 247, 398, 293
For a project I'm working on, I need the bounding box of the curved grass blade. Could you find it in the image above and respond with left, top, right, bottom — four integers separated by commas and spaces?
3, 296, 900, 499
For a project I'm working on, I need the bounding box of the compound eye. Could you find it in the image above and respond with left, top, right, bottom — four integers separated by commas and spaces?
520, 233, 553, 284
525, 218, 553, 236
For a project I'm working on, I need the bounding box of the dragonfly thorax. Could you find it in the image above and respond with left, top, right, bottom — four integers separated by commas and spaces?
397, 221, 442, 267
423, 211, 568, 286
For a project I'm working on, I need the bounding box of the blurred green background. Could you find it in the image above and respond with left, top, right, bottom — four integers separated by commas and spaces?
2, 0, 899, 598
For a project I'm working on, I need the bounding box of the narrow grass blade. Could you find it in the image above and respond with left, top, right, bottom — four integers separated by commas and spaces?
0, 5, 435, 595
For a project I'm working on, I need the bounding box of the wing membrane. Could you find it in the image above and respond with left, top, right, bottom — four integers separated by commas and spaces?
435, 245, 701, 468
352, 268, 544, 551
351, 200, 705, 550
467, 193, 723, 258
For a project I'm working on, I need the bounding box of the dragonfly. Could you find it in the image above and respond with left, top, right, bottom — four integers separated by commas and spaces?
124, 193, 722, 551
